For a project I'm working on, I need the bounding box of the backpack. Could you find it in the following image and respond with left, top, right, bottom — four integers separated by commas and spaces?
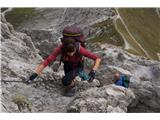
59, 26, 86, 65
122, 75, 130, 88
61, 25, 85, 47
115, 74, 130, 88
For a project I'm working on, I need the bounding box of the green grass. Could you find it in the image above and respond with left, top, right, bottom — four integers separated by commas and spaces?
88, 18, 124, 46
117, 8, 160, 60
115, 18, 147, 56
5, 8, 38, 29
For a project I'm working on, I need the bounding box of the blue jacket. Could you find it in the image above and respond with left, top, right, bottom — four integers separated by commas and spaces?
115, 74, 129, 88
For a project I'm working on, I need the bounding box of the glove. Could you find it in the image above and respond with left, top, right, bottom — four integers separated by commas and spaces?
88, 70, 96, 83
26, 73, 38, 84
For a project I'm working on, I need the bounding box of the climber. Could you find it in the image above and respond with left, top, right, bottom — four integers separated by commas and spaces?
26, 25, 101, 97
114, 72, 130, 88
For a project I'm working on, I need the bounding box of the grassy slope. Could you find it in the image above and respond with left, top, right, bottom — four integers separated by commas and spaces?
117, 8, 160, 60
89, 18, 124, 46
115, 18, 146, 56
5, 8, 38, 29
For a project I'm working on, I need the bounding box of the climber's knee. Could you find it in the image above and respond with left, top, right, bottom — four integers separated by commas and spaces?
62, 70, 77, 86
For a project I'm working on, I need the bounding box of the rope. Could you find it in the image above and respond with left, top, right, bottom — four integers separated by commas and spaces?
1, 79, 55, 83
1, 80, 25, 83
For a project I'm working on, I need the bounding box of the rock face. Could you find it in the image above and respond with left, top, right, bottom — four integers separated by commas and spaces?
17, 8, 115, 31
69, 43, 160, 113
15, 8, 116, 58
1, 8, 160, 113
23, 29, 60, 58
96, 44, 160, 112
1, 13, 72, 112
67, 84, 135, 113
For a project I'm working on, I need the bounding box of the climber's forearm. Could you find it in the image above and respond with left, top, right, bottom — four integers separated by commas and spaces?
35, 64, 45, 75
93, 58, 101, 71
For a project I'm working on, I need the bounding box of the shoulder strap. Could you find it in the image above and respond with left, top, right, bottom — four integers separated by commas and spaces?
59, 45, 65, 66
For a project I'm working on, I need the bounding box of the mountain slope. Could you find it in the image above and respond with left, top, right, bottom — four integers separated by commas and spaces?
1, 8, 160, 113
116, 8, 160, 60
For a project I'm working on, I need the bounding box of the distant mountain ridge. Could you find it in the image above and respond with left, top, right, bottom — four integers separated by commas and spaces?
116, 8, 160, 60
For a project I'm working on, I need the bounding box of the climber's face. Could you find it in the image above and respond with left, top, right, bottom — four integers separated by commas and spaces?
65, 44, 76, 56
67, 50, 76, 56
114, 72, 120, 80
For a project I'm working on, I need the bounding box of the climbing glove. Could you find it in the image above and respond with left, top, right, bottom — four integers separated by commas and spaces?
26, 73, 38, 84
88, 70, 96, 82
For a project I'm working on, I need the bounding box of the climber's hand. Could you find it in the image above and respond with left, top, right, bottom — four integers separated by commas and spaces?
88, 70, 96, 83
26, 73, 38, 84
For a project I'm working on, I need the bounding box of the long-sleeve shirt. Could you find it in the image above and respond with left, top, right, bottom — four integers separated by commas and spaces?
42, 44, 99, 67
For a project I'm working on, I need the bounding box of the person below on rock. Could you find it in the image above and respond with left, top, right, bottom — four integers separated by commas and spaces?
26, 26, 101, 97
114, 72, 130, 88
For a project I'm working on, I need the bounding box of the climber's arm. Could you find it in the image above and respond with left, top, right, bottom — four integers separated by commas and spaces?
26, 45, 62, 84
92, 58, 101, 71
79, 46, 101, 70
34, 64, 45, 75
35, 44, 63, 75
79, 46, 101, 82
